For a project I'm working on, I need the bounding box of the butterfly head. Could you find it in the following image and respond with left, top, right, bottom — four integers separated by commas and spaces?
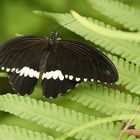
49, 32, 58, 46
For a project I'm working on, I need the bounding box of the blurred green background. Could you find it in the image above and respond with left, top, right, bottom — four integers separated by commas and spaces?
0, 0, 140, 94
0, 0, 95, 42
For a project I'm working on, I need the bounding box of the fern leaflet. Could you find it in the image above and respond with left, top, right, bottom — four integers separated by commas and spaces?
66, 82, 139, 115
88, 0, 140, 31
109, 54, 140, 95
0, 125, 54, 140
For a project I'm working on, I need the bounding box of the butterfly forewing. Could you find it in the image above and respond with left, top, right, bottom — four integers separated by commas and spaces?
55, 40, 118, 83
0, 36, 46, 70
0, 36, 47, 94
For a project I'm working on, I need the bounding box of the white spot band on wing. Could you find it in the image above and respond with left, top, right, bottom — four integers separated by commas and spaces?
18, 67, 39, 78
42, 70, 64, 81
1, 66, 96, 83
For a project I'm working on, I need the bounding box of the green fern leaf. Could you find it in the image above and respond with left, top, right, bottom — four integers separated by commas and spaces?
34, 11, 140, 66
0, 125, 54, 140
0, 94, 95, 133
0, 94, 101, 139
0, 94, 136, 140
59, 117, 137, 140
66, 82, 139, 115
109, 54, 140, 95
88, 0, 140, 31
71, 10, 140, 42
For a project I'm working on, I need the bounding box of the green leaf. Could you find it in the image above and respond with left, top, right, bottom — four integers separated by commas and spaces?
88, 0, 140, 31
109, 54, 140, 95
71, 10, 140, 42
0, 125, 54, 140
0, 94, 136, 140
58, 117, 137, 140
66, 82, 139, 115
0, 94, 95, 139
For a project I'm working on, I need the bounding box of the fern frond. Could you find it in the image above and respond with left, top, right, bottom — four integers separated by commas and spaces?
66, 82, 139, 115
71, 10, 140, 42
72, 119, 137, 140
109, 54, 140, 95
0, 125, 54, 140
59, 118, 136, 140
88, 0, 140, 31
34, 11, 140, 66
0, 94, 136, 140
0, 94, 104, 139
0, 94, 96, 133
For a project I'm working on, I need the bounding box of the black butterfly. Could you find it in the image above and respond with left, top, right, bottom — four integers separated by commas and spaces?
0, 32, 118, 98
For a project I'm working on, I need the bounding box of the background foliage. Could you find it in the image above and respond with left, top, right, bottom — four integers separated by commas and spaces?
0, 0, 140, 140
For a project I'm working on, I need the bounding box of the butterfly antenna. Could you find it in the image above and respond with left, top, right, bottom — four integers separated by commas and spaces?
41, 11, 76, 33
54, 19, 77, 32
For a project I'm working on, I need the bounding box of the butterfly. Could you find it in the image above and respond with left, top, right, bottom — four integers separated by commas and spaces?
0, 32, 118, 98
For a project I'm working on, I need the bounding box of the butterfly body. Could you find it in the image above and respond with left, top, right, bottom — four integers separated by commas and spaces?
0, 32, 118, 98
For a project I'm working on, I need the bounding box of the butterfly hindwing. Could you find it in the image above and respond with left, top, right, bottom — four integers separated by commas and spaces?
42, 78, 78, 98
9, 73, 37, 95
